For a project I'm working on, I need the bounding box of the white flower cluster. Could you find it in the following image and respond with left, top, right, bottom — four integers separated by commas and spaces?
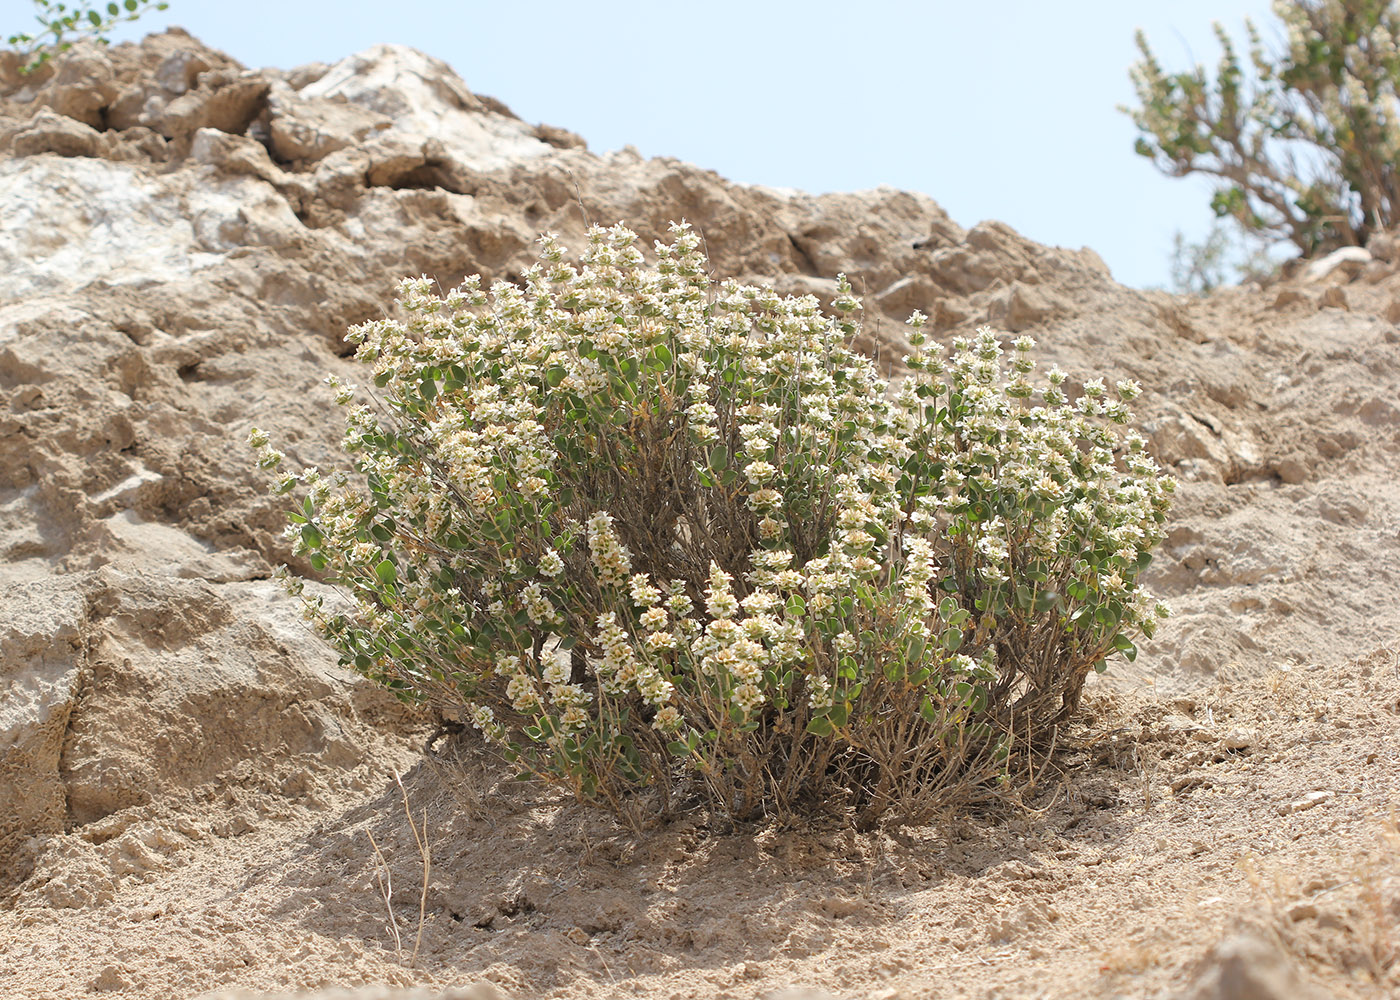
588, 512, 632, 587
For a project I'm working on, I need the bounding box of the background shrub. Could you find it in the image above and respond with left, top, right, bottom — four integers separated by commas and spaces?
253, 223, 1173, 829
1127, 0, 1400, 257
1168, 222, 1282, 295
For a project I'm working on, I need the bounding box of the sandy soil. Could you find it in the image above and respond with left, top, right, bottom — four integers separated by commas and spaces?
3, 650, 1396, 1000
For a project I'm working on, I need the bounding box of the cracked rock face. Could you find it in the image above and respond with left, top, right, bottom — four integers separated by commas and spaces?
2, 27, 1400, 911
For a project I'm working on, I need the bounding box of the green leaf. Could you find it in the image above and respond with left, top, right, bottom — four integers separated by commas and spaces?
708, 446, 728, 470
88, 10, 102, 25
374, 559, 397, 584
805, 717, 834, 737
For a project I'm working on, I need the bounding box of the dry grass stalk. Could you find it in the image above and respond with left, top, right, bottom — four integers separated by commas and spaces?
365, 828, 402, 955
392, 769, 431, 970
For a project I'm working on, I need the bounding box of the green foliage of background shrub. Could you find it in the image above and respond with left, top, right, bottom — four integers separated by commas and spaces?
6, 0, 168, 74
253, 224, 1173, 829
1127, 0, 1400, 258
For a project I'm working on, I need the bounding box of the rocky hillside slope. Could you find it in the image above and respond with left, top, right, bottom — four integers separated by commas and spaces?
1, 29, 1396, 1000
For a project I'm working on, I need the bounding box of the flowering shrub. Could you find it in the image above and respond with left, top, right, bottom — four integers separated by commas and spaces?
251, 223, 1173, 828
1126, 0, 1400, 256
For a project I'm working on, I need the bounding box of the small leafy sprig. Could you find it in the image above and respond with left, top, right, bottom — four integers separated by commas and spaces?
6, 0, 169, 74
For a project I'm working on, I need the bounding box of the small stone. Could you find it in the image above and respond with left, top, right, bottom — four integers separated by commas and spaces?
1271, 288, 1314, 310
1162, 714, 1204, 735
89, 966, 129, 992
1222, 729, 1257, 750
1272, 458, 1308, 485
1279, 790, 1333, 815
1319, 285, 1349, 310
565, 926, 590, 946
1286, 901, 1318, 922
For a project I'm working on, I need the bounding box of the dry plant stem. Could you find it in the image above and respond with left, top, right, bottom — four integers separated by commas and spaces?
392, 769, 430, 970
364, 829, 402, 955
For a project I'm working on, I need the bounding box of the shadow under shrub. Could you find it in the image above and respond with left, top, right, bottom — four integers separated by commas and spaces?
251, 223, 1173, 830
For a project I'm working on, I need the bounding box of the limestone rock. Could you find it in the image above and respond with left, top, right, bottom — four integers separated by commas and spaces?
154, 48, 211, 96
0, 579, 88, 871
265, 80, 392, 164
144, 69, 269, 139
298, 43, 553, 172
873, 274, 940, 318
9, 109, 102, 158
986, 279, 1067, 331
15, 42, 118, 128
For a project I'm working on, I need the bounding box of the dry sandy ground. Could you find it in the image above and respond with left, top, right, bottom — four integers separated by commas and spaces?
3, 650, 1396, 1000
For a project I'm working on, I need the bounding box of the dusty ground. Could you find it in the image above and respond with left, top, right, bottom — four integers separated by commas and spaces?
1, 29, 1397, 1000
3, 652, 1397, 1000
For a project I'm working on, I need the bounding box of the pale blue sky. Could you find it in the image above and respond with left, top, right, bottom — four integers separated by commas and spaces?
85, 0, 1280, 289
